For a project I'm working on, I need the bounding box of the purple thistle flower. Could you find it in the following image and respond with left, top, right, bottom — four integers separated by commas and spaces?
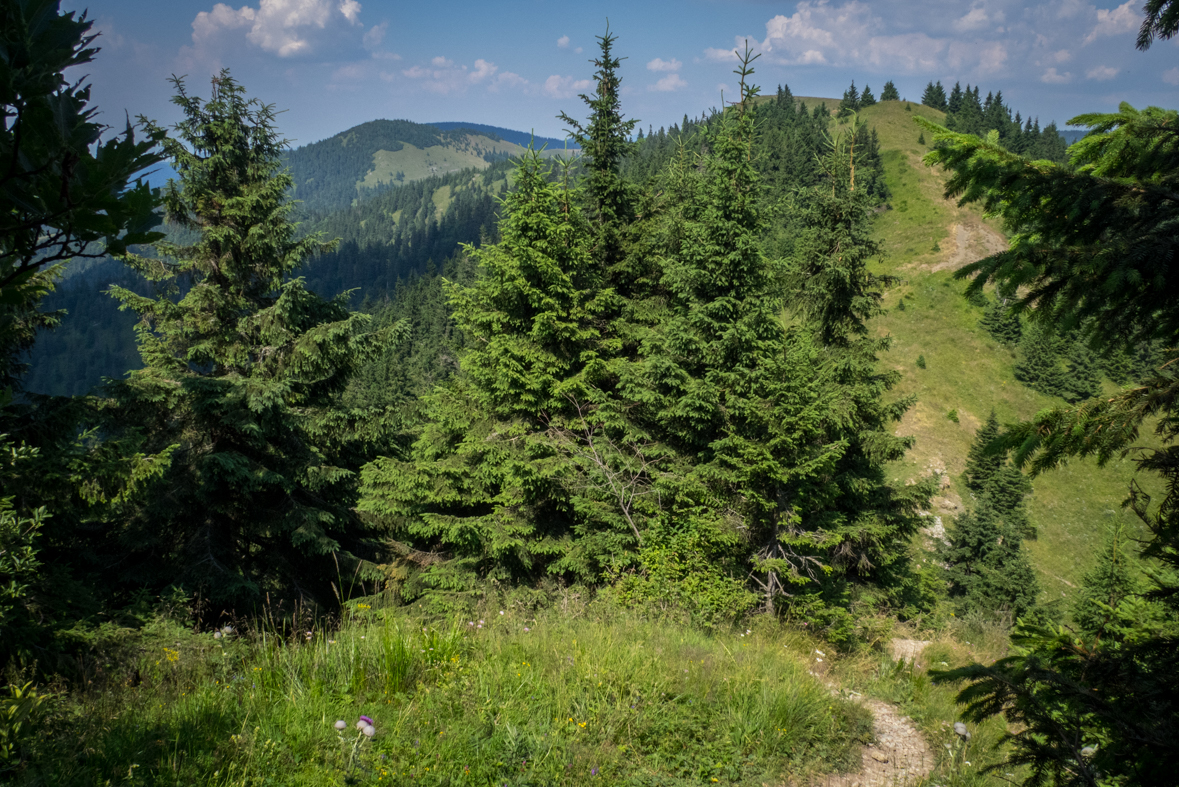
359, 715, 374, 725
592, 766, 598, 776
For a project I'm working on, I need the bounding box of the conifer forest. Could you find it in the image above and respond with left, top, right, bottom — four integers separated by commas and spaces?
2, 1, 1179, 784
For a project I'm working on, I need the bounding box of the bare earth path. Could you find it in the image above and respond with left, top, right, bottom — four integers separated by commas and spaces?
811, 698, 935, 787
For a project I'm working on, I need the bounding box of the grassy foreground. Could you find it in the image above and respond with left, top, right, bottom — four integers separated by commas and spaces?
6, 602, 875, 786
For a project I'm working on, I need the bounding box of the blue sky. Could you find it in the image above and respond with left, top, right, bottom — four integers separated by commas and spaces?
69, 0, 1178, 149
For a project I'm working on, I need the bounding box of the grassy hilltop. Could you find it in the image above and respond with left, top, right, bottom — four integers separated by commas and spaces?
853, 99, 1146, 600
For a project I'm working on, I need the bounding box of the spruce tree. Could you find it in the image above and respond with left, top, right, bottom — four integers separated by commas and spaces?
103, 72, 388, 606
921, 80, 947, 110
859, 84, 876, 106
880, 81, 900, 102
783, 114, 933, 596
838, 80, 860, 118
619, 51, 847, 614
1014, 324, 1065, 397
358, 151, 616, 595
941, 499, 1040, 618
979, 298, 1021, 345
1072, 523, 1152, 637
947, 81, 964, 115
558, 25, 638, 277
1059, 342, 1101, 403
965, 410, 1003, 492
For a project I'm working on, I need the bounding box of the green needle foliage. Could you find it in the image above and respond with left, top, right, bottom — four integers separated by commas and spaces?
102, 72, 389, 608
979, 297, 1021, 345
358, 150, 616, 598
0, 0, 162, 317
558, 24, 638, 277
1014, 323, 1065, 398
964, 410, 1003, 493
941, 499, 1039, 619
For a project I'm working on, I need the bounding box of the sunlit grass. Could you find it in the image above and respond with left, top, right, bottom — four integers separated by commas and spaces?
15, 605, 871, 786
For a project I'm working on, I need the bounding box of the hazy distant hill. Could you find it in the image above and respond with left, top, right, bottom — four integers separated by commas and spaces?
430, 122, 577, 151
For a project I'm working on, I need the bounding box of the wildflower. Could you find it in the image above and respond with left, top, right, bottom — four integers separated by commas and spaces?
335, 720, 347, 730
359, 715, 374, 726
499, 610, 504, 615
363, 725, 376, 738
953, 722, 971, 741
591, 767, 598, 776
214, 631, 223, 640
815, 649, 825, 657
524, 627, 530, 632
222, 626, 234, 635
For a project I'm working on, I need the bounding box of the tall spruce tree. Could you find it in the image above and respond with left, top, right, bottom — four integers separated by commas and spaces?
838, 81, 860, 118
102, 72, 389, 607
558, 25, 638, 279
617, 51, 847, 616
921, 80, 947, 110
357, 152, 617, 596
880, 81, 900, 102
783, 114, 933, 602
859, 84, 876, 106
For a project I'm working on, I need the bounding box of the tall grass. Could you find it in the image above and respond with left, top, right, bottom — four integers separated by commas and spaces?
11, 604, 871, 786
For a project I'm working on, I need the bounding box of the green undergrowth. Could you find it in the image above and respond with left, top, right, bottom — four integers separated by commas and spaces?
6, 604, 872, 786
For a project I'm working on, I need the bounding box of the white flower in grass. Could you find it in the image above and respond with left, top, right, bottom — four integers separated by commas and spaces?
334, 720, 347, 730
363, 725, 376, 738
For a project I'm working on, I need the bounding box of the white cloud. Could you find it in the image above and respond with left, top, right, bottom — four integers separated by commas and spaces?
746, 2, 1005, 74
647, 57, 682, 72
574, 46, 583, 53
953, 7, 992, 32
362, 21, 385, 49
401, 56, 521, 94
1051, 48, 1072, 63
339, 0, 361, 24
976, 41, 1007, 72
1041, 67, 1072, 83
186, 0, 363, 60
650, 73, 687, 92
1086, 64, 1119, 80
543, 74, 593, 99
1083, 0, 1140, 44
703, 47, 741, 62
557, 35, 569, 48
1165, 67, 1179, 85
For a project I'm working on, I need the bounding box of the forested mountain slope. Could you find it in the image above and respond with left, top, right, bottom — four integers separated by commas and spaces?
23, 98, 1138, 601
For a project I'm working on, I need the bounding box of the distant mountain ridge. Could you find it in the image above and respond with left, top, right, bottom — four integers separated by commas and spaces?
429, 122, 577, 151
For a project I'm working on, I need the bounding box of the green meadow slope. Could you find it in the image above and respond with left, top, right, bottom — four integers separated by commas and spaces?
854, 99, 1147, 602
